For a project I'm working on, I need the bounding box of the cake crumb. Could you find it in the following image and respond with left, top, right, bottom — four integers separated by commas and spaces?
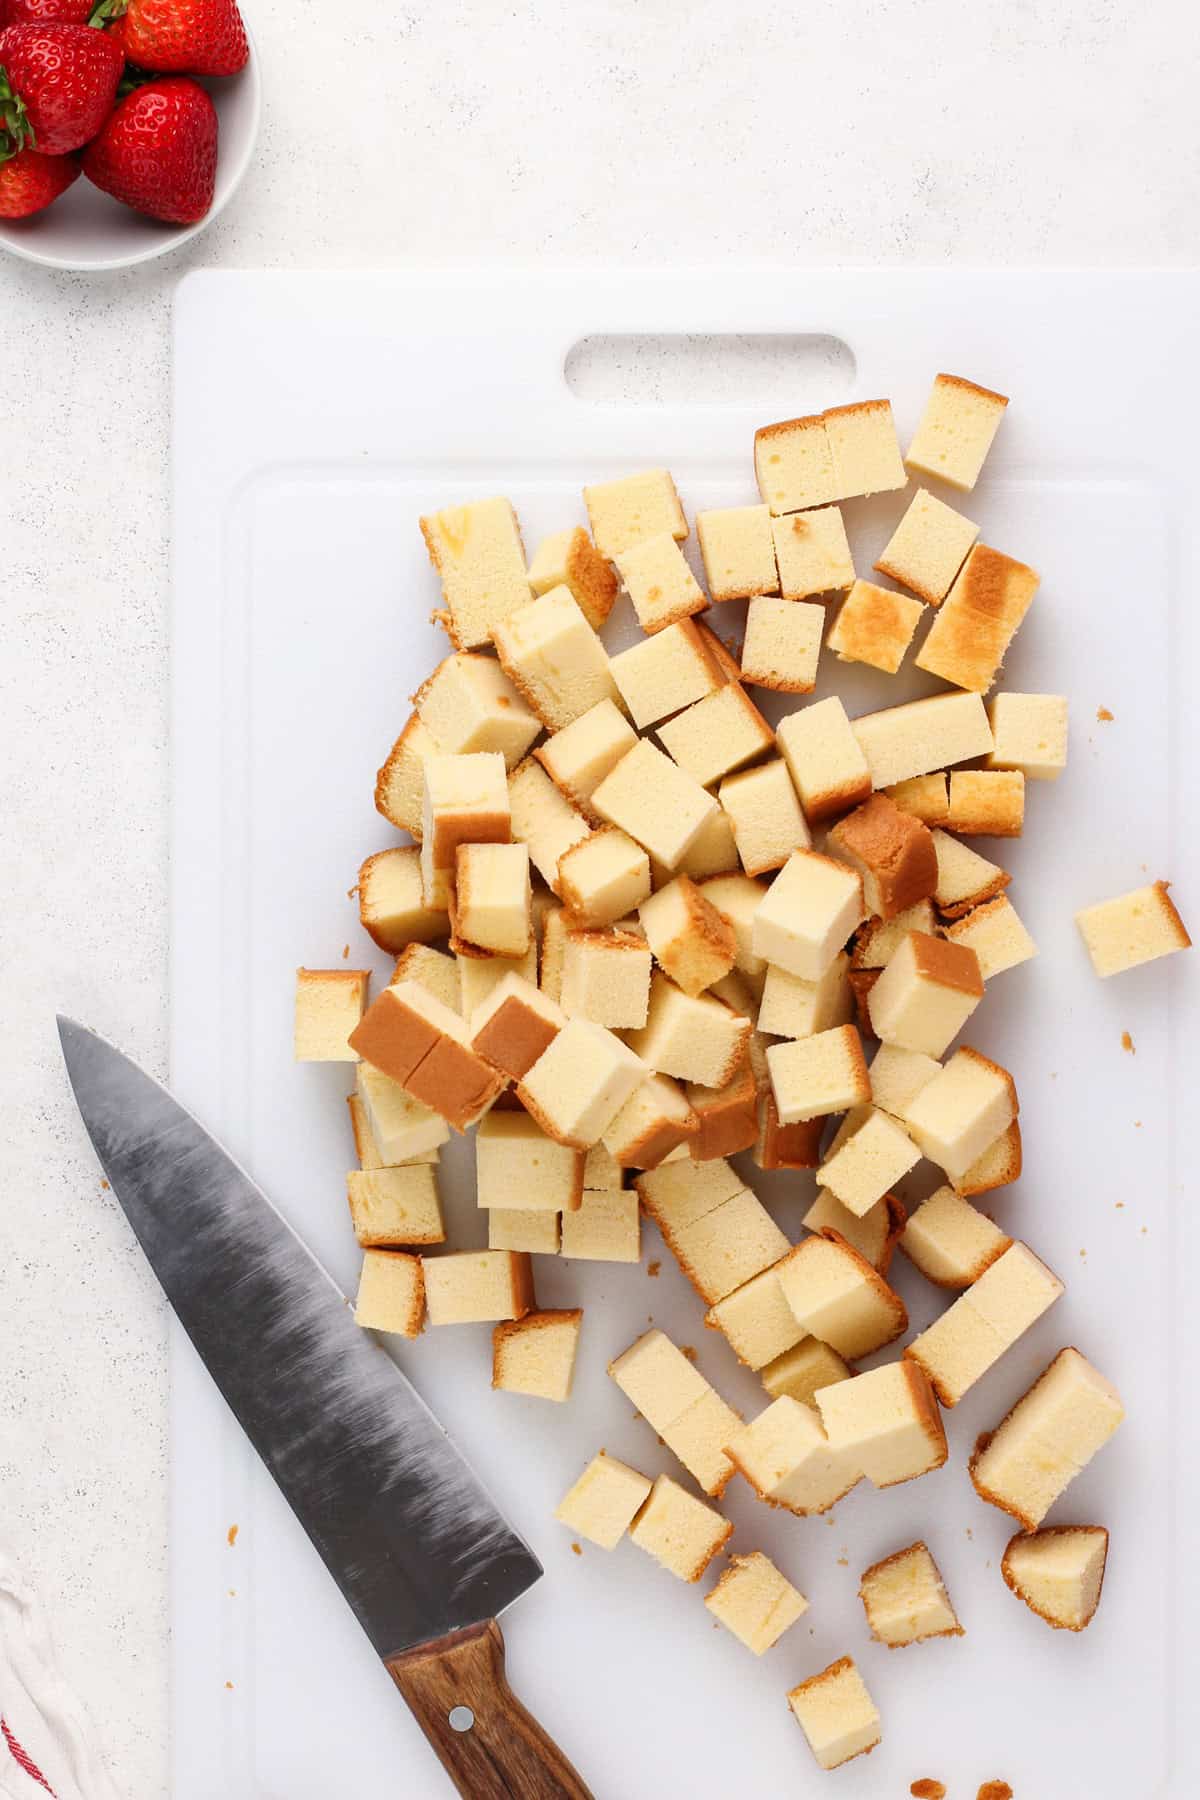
342, 944, 350, 959
100, 1179, 110, 1190
647, 1261, 661, 1278
1115, 1202, 1124, 1209
911, 1783, 947, 1800
570, 1542, 582, 1557
836, 1556, 849, 1567
826, 1514, 837, 1527
965, 1527, 973, 1539
1135, 1120, 1143, 1129
1141, 1226, 1149, 1235
977, 1785, 1013, 1800
228, 1589, 236, 1597
1079, 1248, 1087, 1259
681, 1345, 697, 1362
227, 1524, 239, 1547
1097, 706, 1114, 722
224, 1681, 234, 1691
1121, 1030, 1135, 1054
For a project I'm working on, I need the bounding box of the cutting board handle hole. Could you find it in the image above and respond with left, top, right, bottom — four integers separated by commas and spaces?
564, 332, 856, 408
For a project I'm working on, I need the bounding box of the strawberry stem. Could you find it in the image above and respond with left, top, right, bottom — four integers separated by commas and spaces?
0, 69, 34, 166
88, 0, 129, 24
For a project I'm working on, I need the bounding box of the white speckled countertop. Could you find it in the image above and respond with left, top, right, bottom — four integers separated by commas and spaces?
1, 2, 1196, 1791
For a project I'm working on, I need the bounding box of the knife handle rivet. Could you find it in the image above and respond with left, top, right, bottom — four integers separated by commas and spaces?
448, 1706, 475, 1734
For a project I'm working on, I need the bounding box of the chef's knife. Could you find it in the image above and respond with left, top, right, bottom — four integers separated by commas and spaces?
57, 1017, 592, 1800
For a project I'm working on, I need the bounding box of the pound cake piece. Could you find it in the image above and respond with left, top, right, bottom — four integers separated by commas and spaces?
916, 544, 1038, 694
413, 652, 541, 768
609, 618, 726, 731
827, 793, 938, 923
351, 981, 505, 1132
583, 468, 688, 559
778, 1231, 907, 1360
754, 413, 837, 515
1001, 1526, 1109, 1632
905, 1241, 1063, 1407
419, 497, 531, 650
346, 1166, 445, 1248
902, 1045, 1017, 1182
884, 772, 950, 827
535, 699, 638, 820
776, 695, 873, 823
492, 585, 619, 730
705, 1261, 808, 1371
858, 1540, 962, 1647
852, 899, 939, 970
771, 505, 854, 597
705, 1551, 808, 1655
420, 751, 511, 908
469, 972, 565, 1080
753, 851, 864, 982
488, 1207, 561, 1255
946, 769, 1025, 838
827, 578, 924, 676
970, 1347, 1125, 1531
943, 894, 1036, 980
451, 841, 531, 957
825, 399, 907, 500
561, 927, 652, 1029
900, 1186, 1012, 1288
628, 1475, 733, 1582
355, 1065, 450, 1165
868, 930, 984, 1059
787, 1656, 881, 1772
421, 1249, 535, 1326
391, 944, 460, 1013
931, 828, 1012, 919
555, 1451, 653, 1550
852, 691, 994, 790
354, 1249, 425, 1338
507, 756, 591, 895
905, 372, 1009, 492
719, 758, 811, 879
686, 1062, 758, 1161
816, 1105, 920, 1218
492, 1308, 582, 1402
1075, 880, 1191, 978
609, 1327, 742, 1496
867, 1042, 942, 1120
559, 1186, 641, 1262
697, 502, 780, 601
740, 596, 824, 695
527, 525, 618, 631
726, 1396, 862, 1516
767, 1024, 872, 1125
615, 531, 707, 634
294, 968, 369, 1061
874, 486, 979, 605
639, 875, 738, 996
558, 827, 651, 928
359, 846, 448, 951
761, 1337, 852, 1407
374, 711, 439, 837
658, 682, 776, 791
603, 1073, 698, 1169
592, 740, 719, 871
476, 1111, 583, 1213
986, 691, 1069, 781
954, 1118, 1023, 1196
803, 1188, 905, 1275
758, 952, 852, 1041
518, 1016, 645, 1148
627, 973, 752, 1090
816, 1359, 947, 1489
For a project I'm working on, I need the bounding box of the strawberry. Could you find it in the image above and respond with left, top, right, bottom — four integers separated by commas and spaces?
0, 23, 124, 157
0, 140, 78, 212
0, 2, 95, 22
91, 0, 247, 78
82, 74, 215, 223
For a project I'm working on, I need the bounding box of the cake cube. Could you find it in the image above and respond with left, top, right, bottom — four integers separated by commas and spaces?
638, 876, 737, 996
705, 1262, 807, 1371
852, 691, 994, 790
609, 619, 726, 731
608, 1329, 741, 1496
827, 793, 938, 922
1001, 1527, 1110, 1632
628, 1476, 732, 1581
557, 827, 651, 927
535, 699, 638, 820
753, 851, 864, 981
583, 469, 687, 559
519, 1016, 646, 1148
803, 1188, 905, 1274
475, 1111, 583, 1213
635, 1153, 745, 1229
487, 1207, 561, 1255
969, 1347, 1124, 1531
346, 1166, 445, 1247
626, 973, 752, 1088
294, 968, 369, 1061
452, 842, 531, 957
527, 525, 618, 631
767, 1024, 871, 1124
469, 972, 564, 1080
986, 691, 1069, 781
561, 927, 651, 1028
816, 1360, 947, 1488
705, 1552, 808, 1655
943, 894, 1037, 979
754, 414, 837, 515
1075, 880, 1191, 978
884, 772, 950, 826
771, 504, 854, 598
419, 496, 531, 651
867, 1042, 942, 1118
492, 586, 619, 730
555, 1452, 652, 1549
657, 684, 775, 791
359, 846, 447, 951
492, 1308, 582, 1402
761, 1338, 852, 1406
391, 944, 460, 1013
954, 1118, 1023, 1196
776, 696, 872, 823
903, 1045, 1017, 1180
905, 1241, 1064, 1407
825, 399, 907, 499
817, 1106, 920, 1218
740, 597, 824, 694
603, 1074, 698, 1169
931, 828, 1011, 918
718, 759, 810, 878
858, 1540, 962, 1646
615, 531, 707, 634
670, 805, 741, 881
374, 712, 439, 837
726, 1397, 861, 1516
696, 503, 779, 601
699, 873, 769, 977
900, 1185, 1011, 1288
853, 900, 940, 969
868, 930, 984, 1057
413, 652, 540, 768
661, 1186, 792, 1308
592, 740, 718, 869
420, 752, 511, 909
905, 372, 1009, 492
788, 1657, 881, 1772
946, 769, 1025, 837
355, 1065, 451, 1165
354, 1249, 425, 1338
350, 980, 505, 1132
421, 1249, 535, 1326
559, 1186, 640, 1262
686, 1062, 758, 1160
916, 544, 1039, 694
778, 1232, 907, 1359
874, 486, 980, 604
753, 1092, 824, 1171
827, 579, 924, 675
507, 757, 591, 894
583, 1141, 623, 1190
757, 953, 851, 1041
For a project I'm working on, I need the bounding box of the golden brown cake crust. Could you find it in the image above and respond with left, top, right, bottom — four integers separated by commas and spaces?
472, 995, 560, 1080
374, 714, 427, 837
936, 371, 1009, 407
755, 413, 826, 445
492, 1305, 583, 1386
1153, 879, 1193, 949
690, 1066, 758, 1161
909, 929, 985, 997
877, 1192, 908, 1275
858, 1539, 963, 1645
806, 770, 876, 825
967, 1347, 1089, 1529
848, 968, 880, 1036
1000, 1526, 1109, 1631
828, 794, 938, 921
935, 866, 1012, 921
757, 1096, 824, 1170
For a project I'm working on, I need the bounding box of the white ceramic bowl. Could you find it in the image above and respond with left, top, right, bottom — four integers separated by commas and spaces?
0, 27, 260, 272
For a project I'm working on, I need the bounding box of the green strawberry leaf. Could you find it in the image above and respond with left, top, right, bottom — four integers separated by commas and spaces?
0, 69, 34, 167
89, 0, 130, 24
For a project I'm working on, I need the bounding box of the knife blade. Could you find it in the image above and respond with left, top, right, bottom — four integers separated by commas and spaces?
58, 1017, 592, 1800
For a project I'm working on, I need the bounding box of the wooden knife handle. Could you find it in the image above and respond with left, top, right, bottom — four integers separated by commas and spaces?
386, 1618, 594, 1799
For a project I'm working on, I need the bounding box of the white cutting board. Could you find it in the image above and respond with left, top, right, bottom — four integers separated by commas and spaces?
172, 270, 1200, 1800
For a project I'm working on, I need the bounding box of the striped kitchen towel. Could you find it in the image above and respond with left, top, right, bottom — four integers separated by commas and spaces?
0, 1553, 120, 1800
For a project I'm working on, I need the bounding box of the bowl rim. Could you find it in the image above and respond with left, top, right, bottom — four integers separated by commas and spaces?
0, 22, 262, 273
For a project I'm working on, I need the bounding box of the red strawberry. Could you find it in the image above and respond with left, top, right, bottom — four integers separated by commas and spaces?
0, 2, 95, 23
0, 140, 78, 212
0, 23, 124, 157
92, 0, 247, 78
82, 74, 214, 223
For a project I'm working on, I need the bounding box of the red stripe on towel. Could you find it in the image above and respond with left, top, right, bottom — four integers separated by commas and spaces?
1, 1719, 57, 1796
